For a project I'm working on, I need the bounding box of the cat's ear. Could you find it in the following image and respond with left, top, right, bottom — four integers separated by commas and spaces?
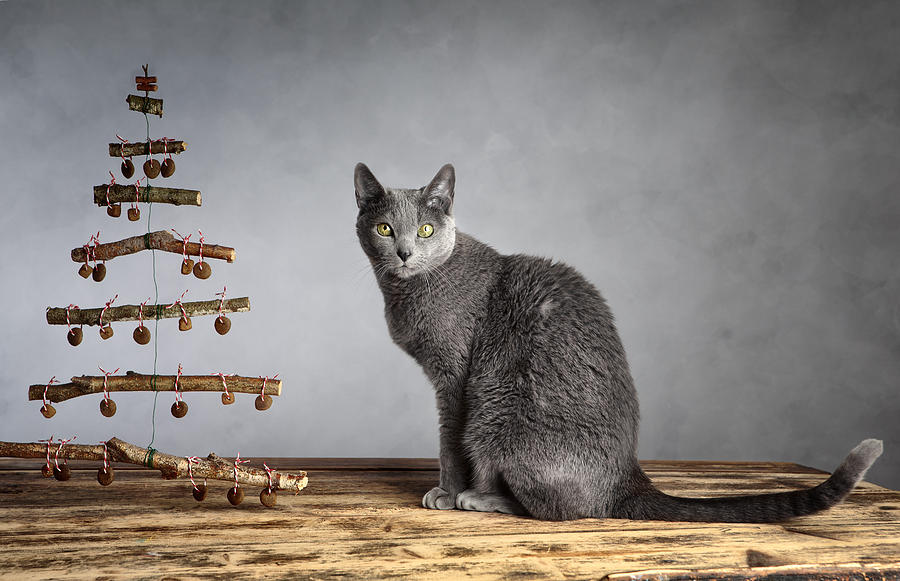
424, 163, 455, 214
354, 163, 386, 209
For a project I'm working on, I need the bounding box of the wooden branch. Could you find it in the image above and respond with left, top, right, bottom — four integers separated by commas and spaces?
126, 94, 163, 117
71, 230, 235, 264
109, 140, 186, 158
46, 297, 250, 326
29, 373, 281, 403
93, 184, 201, 206
0, 437, 308, 495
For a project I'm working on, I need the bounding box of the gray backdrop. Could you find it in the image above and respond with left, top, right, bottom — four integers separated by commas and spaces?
1, 1, 897, 490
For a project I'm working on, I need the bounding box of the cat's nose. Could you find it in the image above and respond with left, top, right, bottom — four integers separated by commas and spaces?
397, 249, 412, 262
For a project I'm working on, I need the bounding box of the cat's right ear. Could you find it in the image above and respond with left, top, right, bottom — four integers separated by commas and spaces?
354, 163, 386, 209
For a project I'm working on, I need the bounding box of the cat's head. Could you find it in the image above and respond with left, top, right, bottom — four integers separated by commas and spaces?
355, 163, 457, 279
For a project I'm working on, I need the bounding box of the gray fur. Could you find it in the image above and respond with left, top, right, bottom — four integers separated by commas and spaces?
354, 162, 883, 522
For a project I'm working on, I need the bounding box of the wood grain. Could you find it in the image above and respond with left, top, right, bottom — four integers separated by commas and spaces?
0, 459, 897, 579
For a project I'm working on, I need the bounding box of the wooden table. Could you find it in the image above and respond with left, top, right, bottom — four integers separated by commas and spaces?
0, 457, 898, 580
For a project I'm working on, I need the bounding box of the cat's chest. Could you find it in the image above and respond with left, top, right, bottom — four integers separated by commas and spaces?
384, 293, 471, 375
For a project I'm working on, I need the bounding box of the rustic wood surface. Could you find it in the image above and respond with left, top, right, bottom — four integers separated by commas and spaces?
108, 140, 186, 158
0, 458, 897, 580
71, 230, 236, 264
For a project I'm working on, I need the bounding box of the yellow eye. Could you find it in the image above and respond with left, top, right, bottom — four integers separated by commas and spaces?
376, 223, 393, 237
418, 224, 434, 238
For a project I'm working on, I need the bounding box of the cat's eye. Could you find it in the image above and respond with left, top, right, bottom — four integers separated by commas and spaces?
418, 224, 434, 238
376, 223, 393, 237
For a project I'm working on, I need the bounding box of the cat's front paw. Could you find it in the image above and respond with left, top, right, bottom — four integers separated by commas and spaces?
422, 486, 456, 510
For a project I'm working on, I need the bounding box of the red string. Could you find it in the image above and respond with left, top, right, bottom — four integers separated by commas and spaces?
98, 366, 119, 403
174, 363, 184, 403
100, 294, 118, 327
197, 230, 205, 264
38, 436, 54, 472
132, 177, 144, 209
172, 230, 192, 261
42, 376, 56, 408
263, 462, 276, 492
216, 286, 227, 316
55, 436, 76, 469
65, 304, 79, 330
167, 290, 189, 320
100, 441, 110, 471
232, 453, 250, 491
161, 137, 172, 160
186, 456, 205, 491
138, 298, 151, 328
213, 372, 235, 397
106, 172, 116, 207
115, 134, 131, 160
259, 374, 279, 398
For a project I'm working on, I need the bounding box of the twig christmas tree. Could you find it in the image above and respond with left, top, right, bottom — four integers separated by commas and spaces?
1, 65, 301, 506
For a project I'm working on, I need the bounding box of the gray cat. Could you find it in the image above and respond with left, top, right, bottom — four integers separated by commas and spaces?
354, 162, 883, 522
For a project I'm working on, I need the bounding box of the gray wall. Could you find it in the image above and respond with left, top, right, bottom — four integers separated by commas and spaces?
1, 1, 897, 489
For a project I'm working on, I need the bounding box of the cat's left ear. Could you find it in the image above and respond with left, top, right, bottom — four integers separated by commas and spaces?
424, 163, 455, 215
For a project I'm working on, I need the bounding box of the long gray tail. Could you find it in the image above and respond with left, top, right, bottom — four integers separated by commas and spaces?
613, 439, 883, 523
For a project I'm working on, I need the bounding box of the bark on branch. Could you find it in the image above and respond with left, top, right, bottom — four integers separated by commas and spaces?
93, 184, 201, 206
126, 94, 163, 117
29, 373, 282, 403
109, 140, 186, 158
47, 297, 250, 326
0, 437, 308, 496
71, 230, 235, 264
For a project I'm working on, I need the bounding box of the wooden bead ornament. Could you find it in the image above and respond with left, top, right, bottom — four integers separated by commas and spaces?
181, 258, 194, 275
255, 374, 277, 411
97, 466, 114, 486
100, 398, 117, 417
97, 442, 114, 485
187, 457, 207, 501
168, 290, 191, 331
133, 326, 151, 344
214, 288, 230, 334
52, 437, 75, 481
260, 463, 277, 507
216, 372, 236, 405
78, 263, 93, 278
78, 233, 99, 278
192, 484, 208, 501
121, 159, 135, 178
53, 464, 71, 481
128, 207, 140, 221
104, 173, 121, 217
193, 231, 211, 279
65, 305, 83, 346
98, 295, 117, 340
99, 325, 114, 340
160, 139, 175, 177
67, 327, 83, 346
39, 377, 57, 419
171, 364, 188, 418
228, 454, 250, 505
215, 315, 231, 335
133, 299, 151, 344
193, 261, 211, 279
92, 262, 107, 282
143, 158, 161, 179
171, 401, 188, 418
116, 134, 135, 178
98, 366, 119, 417
127, 180, 143, 222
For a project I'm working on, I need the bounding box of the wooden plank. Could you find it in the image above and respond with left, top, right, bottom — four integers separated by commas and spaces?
0, 461, 897, 579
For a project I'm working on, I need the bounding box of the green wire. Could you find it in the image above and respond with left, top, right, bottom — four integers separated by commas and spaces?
143, 102, 161, 449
